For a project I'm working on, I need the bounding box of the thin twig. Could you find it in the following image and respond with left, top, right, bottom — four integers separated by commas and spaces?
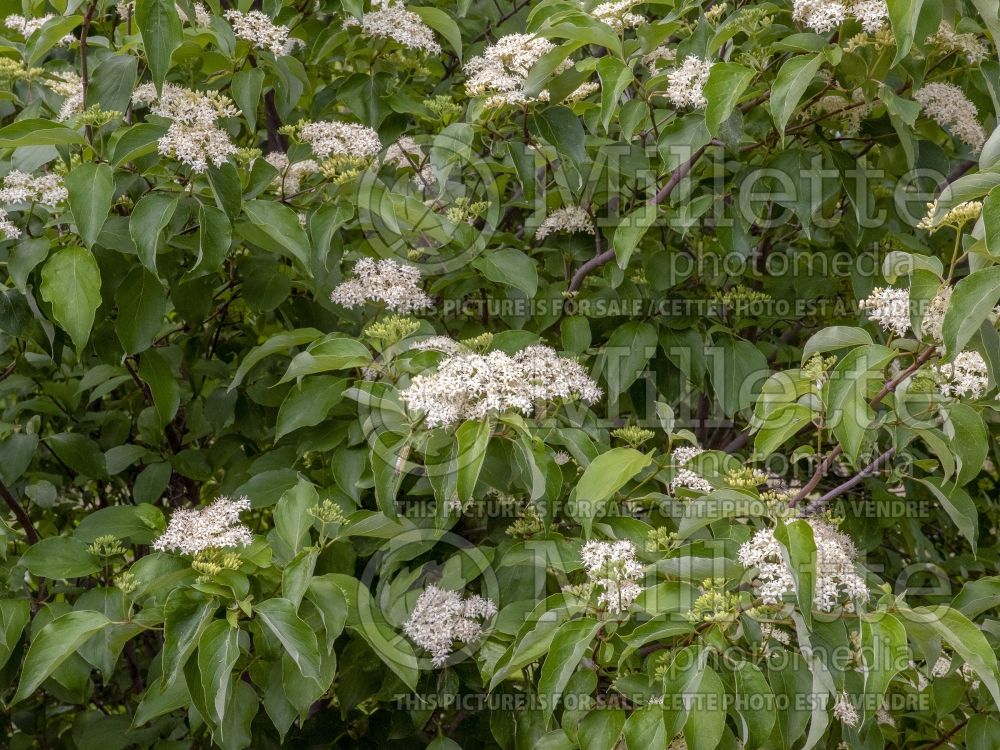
803, 447, 896, 514
0, 479, 40, 544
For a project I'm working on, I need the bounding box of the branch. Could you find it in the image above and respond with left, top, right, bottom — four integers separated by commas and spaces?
567, 144, 710, 293
803, 447, 896, 515
0, 479, 39, 544
789, 347, 936, 506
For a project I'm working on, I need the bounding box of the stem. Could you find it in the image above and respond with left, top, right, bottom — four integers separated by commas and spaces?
0, 478, 40, 544
80, 0, 97, 142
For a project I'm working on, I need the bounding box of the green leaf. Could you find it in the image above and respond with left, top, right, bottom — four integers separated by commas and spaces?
613, 204, 657, 270
572, 448, 651, 535
917, 477, 978, 553
596, 57, 633, 133
48, 433, 108, 479
411, 6, 463, 60
705, 63, 754, 136
601, 320, 658, 394
278, 336, 371, 382
775, 519, 816, 626
229, 328, 323, 390
40, 246, 102, 351
683, 666, 727, 750
129, 193, 177, 273
902, 606, 1000, 709
192, 204, 232, 277
455, 419, 491, 504
74, 505, 165, 545
115, 266, 167, 355
66, 163, 115, 249
0, 119, 87, 147
800, 326, 873, 363
825, 345, 895, 462
733, 661, 775, 749
135, 0, 182, 93
753, 403, 813, 459
860, 613, 907, 717
942, 267, 1000, 356
473, 248, 538, 297
20, 536, 100, 578
274, 479, 318, 556
0, 599, 30, 671
770, 54, 824, 138
0, 433, 38, 484
12, 611, 111, 704
162, 589, 218, 686
944, 403, 988, 487
138, 348, 180, 429
887, 0, 927, 65
29, 15, 83, 66
532, 106, 588, 178
231, 68, 265, 133
537, 617, 602, 721
241, 200, 312, 267
710, 337, 769, 419
196, 620, 240, 727
275, 376, 348, 440
254, 598, 321, 679
579, 708, 625, 750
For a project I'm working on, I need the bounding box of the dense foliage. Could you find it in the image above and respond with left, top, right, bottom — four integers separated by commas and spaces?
2, 0, 1000, 747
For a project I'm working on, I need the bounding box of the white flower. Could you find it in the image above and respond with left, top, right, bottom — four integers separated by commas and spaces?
914, 82, 987, 153
535, 205, 595, 240
0, 209, 20, 241
345, 0, 440, 54
553, 450, 572, 465
792, 0, 847, 33
225, 10, 297, 56
131, 82, 239, 172
0, 170, 67, 207
672, 446, 704, 466
410, 335, 466, 355
464, 34, 564, 108
265, 152, 318, 194
579, 539, 644, 613
5, 14, 75, 44
565, 81, 600, 102
958, 662, 981, 690
833, 691, 859, 726
850, 0, 889, 34
928, 21, 990, 64
920, 286, 951, 342
331, 257, 432, 312
152, 496, 253, 555
859, 286, 910, 337
402, 584, 496, 666
590, 0, 646, 31
296, 120, 382, 160
643, 45, 676, 73
875, 706, 895, 726
665, 56, 711, 109
400, 345, 602, 428
931, 654, 951, 678
47, 71, 84, 122
669, 469, 713, 495
738, 519, 869, 612
932, 350, 990, 399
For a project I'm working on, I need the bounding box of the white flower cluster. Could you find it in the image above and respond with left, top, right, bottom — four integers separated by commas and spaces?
400, 344, 602, 428
643, 45, 677, 73
331, 257, 432, 312
859, 286, 910, 337
225, 10, 297, 56
535, 205, 595, 240
132, 82, 239, 172
296, 120, 382, 160
345, 0, 440, 54
591, 0, 646, 31
265, 152, 318, 195
928, 21, 990, 64
932, 351, 990, 400
5, 14, 76, 44
410, 335, 465, 354
672, 446, 704, 466
0, 170, 67, 207
738, 518, 869, 612
914, 82, 987, 153
920, 286, 951, 342
47, 71, 84, 121
832, 691, 859, 726
385, 136, 436, 191
402, 584, 497, 666
0, 211, 19, 241
152, 496, 253, 555
669, 468, 713, 495
792, 0, 887, 34
464, 33, 562, 108
664, 56, 711, 109
580, 539, 644, 613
